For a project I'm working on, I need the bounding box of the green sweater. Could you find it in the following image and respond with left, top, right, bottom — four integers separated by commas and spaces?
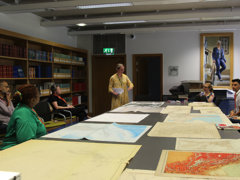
1, 103, 46, 150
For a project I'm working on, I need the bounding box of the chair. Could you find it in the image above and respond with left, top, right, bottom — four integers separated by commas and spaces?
34, 101, 73, 132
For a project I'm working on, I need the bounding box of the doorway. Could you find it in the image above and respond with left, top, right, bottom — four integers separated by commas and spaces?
92, 55, 126, 116
133, 54, 163, 101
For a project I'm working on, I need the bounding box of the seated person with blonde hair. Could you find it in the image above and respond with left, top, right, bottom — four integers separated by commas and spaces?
195, 83, 215, 102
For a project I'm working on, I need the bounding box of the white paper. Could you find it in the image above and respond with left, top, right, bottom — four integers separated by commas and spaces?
113, 88, 124, 94
176, 138, 240, 152
86, 113, 149, 123
43, 123, 151, 143
111, 101, 165, 113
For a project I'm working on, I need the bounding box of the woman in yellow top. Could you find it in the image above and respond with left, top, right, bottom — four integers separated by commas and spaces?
109, 64, 134, 109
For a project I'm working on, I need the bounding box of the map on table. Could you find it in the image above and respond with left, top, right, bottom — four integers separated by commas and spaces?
161, 106, 191, 114
43, 123, 151, 143
111, 101, 165, 113
176, 138, 240, 153
188, 102, 216, 107
156, 150, 240, 179
148, 122, 221, 139
86, 113, 149, 123
164, 114, 229, 124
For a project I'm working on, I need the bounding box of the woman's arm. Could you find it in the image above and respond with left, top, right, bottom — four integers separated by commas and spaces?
52, 101, 71, 109
108, 77, 118, 96
207, 94, 214, 102
126, 76, 134, 91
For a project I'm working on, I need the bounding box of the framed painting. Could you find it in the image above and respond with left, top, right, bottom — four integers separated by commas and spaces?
200, 33, 233, 87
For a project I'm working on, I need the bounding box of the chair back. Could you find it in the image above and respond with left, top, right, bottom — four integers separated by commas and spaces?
34, 101, 52, 122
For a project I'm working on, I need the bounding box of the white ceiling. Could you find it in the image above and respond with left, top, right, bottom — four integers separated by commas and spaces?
1, 0, 240, 35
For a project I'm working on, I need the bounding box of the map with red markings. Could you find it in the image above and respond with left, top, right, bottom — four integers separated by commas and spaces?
164, 151, 240, 177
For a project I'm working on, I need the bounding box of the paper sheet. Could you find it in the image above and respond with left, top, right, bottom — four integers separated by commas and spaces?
119, 169, 206, 180
176, 138, 240, 152
188, 102, 216, 107
43, 123, 151, 143
86, 113, 149, 123
161, 106, 191, 114
0, 140, 140, 180
111, 101, 165, 113
148, 122, 221, 139
155, 150, 240, 179
164, 113, 231, 124
113, 88, 124, 94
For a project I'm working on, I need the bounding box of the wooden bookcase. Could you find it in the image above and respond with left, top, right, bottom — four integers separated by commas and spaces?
0, 28, 88, 108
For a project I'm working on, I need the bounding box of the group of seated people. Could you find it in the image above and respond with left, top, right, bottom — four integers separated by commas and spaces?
1, 79, 240, 150
0, 81, 88, 150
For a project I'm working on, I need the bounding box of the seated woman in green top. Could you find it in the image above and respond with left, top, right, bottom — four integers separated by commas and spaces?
1, 84, 46, 150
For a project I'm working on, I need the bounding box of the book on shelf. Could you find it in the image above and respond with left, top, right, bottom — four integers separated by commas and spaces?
28, 49, 51, 61
0, 44, 26, 58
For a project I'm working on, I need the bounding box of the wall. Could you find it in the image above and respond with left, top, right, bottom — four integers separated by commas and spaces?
77, 35, 93, 112
0, 13, 77, 47
77, 28, 240, 111
126, 30, 240, 96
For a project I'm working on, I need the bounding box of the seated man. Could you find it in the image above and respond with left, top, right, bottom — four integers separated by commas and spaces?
0, 81, 14, 133
229, 79, 240, 123
48, 85, 88, 121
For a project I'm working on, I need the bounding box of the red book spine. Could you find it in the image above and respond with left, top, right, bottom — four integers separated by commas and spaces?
2, 65, 7, 78
0, 65, 2, 78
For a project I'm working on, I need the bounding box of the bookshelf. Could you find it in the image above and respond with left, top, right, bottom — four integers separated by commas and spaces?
0, 28, 88, 108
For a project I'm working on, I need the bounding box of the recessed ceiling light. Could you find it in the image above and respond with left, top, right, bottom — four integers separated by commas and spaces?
76, 3, 132, 9
77, 23, 87, 26
103, 20, 146, 25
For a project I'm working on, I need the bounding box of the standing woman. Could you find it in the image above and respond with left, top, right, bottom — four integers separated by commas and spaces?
109, 64, 134, 109
1, 84, 46, 150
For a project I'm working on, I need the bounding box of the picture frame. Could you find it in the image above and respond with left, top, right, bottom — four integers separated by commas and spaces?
200, 33, 233, 88
168, 66, 179, 76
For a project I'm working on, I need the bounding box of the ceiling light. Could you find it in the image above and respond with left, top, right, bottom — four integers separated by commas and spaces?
103, 20, 146, 25
77, 23, 87, 26
76, 3, 132, 9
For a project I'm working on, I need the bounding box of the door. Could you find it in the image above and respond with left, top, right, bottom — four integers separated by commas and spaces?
133, 54, 163, 101
92, 55, 126, 116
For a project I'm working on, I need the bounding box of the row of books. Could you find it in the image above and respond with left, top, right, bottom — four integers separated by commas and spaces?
56, 83, 71, 93
72, 56, 85, 65
53, 53, 72, 63
73, 82, 87, 92
28, 49, 53, 61
29, 66, 52, 78
0, 44, 27, 58
53, 53, 85, 65
72, 69, 86, 78
72, 95, 82, 106
0, 65, 25, 78
53, 68, 71, 78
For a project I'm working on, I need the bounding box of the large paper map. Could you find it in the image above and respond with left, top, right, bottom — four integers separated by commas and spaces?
43, 123, 151, 143
156, 150, 240, 179
164, 114, 231, 124
111, 101, 165, 113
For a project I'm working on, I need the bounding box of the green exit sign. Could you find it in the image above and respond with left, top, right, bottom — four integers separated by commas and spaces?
103, 48, 115, 55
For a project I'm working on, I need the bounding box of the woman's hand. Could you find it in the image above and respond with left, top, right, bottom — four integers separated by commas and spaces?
113, 92, 119, 96
67, 105, 74, 108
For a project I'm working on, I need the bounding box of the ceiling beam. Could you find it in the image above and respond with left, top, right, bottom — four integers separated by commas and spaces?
0, 0, 231, 13
41, 7, 240, 27
68, 21, 240, 35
